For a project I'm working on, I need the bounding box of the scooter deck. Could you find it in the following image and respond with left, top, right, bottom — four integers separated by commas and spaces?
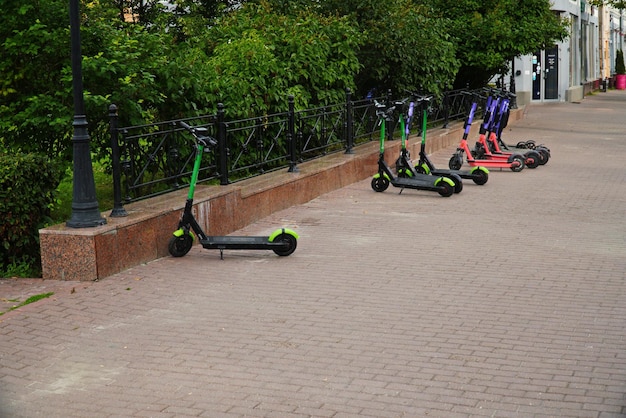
466, 159, 517, 168
428, 167, 477, 180
392, 176, 442, 191
200, 235, 276, 250
474, 151, 511, 160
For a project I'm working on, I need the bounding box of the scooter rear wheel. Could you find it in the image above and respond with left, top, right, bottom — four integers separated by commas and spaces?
272, 233, 298, 257
524, 150, 540, 169
447, 174, 463, 194
472, 170, 488, 185
537, 148, 550, 165
437, 181, 454, 197
509, 155, 525, 172
168, 233, 193, 257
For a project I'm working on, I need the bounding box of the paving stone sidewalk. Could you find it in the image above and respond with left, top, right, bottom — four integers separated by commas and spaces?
1, 91, 625, 418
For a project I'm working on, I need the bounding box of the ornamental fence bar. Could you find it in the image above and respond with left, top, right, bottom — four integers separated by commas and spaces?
109, 87, 488, 213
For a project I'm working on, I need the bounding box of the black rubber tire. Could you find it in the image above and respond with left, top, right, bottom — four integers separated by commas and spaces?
472, 170, 489, 185
397, 168, 412, 178
272, 233, 297, 257
415, 164, 428, 175
437, 181, 455, 197
447, 174, 463, 194
524, 151, 540, 169
371, 176, 390, 192
537, 148, 550, 165
168, 233, 193, 257
449, 154, 463, 171
509, 155, 525, 172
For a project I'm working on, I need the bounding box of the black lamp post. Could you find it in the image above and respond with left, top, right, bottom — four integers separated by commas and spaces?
66, 0, 106, 228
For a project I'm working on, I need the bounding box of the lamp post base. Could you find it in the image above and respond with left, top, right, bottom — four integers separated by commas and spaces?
66, 115, 107, 229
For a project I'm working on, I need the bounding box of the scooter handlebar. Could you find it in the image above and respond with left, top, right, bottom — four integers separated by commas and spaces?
373, 100, 396, 118
179, 121, 193, 130
178, 121, 218, 148
404, 90, 433, 104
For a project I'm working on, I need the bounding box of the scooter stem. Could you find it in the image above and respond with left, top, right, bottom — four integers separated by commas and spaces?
379, 116, 386, 155
187, 143, 204, 201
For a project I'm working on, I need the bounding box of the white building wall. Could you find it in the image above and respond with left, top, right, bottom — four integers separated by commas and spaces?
511, 0, 606, 104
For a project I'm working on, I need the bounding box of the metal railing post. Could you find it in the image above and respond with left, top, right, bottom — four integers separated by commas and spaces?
345, 89, 354, 154
442, 91, 450, 128
386, 89, 394, 142
109, 104, 128, 217
217, 103, 229, 185
287, 95, 299, 172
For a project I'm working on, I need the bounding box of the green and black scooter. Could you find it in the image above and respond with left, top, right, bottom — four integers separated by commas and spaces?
168, 121, 298, 259
410, 94, 489, 186
394, 96, 464, 194
371, 100, 456, 197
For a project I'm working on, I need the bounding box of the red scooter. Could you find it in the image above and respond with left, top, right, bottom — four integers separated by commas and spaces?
485, 92, 551, 165
449, 97, 525, 172
471, 93, 541, 169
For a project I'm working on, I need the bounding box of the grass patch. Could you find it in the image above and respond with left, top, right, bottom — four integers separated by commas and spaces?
0, 256, 40, 279
0, 292, 54, 316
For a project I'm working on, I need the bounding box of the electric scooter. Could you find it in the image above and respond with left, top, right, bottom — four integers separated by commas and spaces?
448, 98, 525, 172
371, 100, 456, 197
393, 97, 464, 193
168, 121, 298, 259
487, 91, 551, 165
408, 93, 489, 186
471, 93, 542, 169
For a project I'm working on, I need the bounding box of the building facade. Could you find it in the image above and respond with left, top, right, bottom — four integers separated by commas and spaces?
511, 0, 624, 105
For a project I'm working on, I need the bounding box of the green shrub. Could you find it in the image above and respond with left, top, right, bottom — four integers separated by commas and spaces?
0, 153, 62, 277
615, 49, 625, 75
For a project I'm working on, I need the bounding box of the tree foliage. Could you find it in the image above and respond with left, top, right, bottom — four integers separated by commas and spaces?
321, 0, 459, 96
194, 1, 363, 116
425, 0, 569, 88
0, 0, 172, 161
1, 1, 74, 158
588, 0, 626, 9
0, 0, 572, 161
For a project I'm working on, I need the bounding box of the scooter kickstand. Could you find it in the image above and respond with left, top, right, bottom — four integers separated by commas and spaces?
220, 249, 224, 260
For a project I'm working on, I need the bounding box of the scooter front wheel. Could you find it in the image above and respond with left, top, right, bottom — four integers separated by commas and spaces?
272, 233, 297, 257
371, 176, 390, 192
449, 154, 463, 171
168, 233, 193, 257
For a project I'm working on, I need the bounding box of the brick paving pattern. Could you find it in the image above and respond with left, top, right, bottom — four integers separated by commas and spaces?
1, 91, 625, 417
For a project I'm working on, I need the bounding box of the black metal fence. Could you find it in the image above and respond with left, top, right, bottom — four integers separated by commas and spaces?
109, 88, 484, 213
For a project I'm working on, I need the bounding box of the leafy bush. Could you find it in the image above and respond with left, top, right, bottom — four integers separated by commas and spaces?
186, 1, 363, 118
0, 153, 62, 277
